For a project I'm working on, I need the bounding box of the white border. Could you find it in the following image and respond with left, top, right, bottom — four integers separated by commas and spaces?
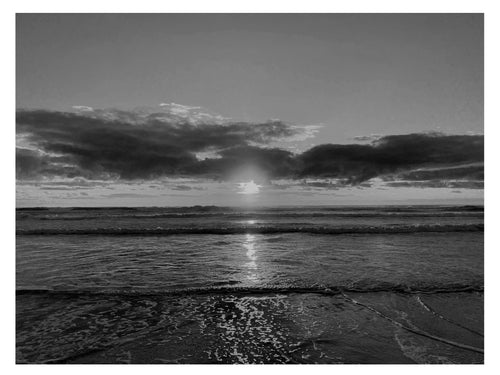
4, 0, 490, 13
2, 1, 498, 374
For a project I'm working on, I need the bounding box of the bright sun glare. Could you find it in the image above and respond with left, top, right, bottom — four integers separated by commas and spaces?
238, 180, 262, 195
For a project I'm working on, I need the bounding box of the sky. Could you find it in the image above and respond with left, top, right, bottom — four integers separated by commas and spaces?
16, 14, 484, 207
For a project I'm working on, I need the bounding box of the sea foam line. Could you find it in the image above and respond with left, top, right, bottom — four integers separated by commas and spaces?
16, 223, 484, 236
16, 284, 484, 297
415, 296, 484, 337
340, 291, 484, 354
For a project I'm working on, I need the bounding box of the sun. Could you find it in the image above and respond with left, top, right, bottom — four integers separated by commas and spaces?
238, 180, 262, 195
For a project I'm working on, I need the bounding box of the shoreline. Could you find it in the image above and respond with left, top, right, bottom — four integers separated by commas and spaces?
17, 291, 484, 364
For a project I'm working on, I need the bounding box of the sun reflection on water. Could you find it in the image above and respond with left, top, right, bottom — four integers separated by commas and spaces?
243, 234, 259, 282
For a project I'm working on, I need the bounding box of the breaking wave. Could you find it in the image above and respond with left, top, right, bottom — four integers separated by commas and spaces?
16, 283, 483, 297
16, 223, 484, 236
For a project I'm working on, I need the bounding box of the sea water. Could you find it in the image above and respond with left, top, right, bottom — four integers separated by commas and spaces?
16, 205, 484, 364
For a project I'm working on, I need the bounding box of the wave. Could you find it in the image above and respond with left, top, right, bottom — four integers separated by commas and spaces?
16, 205, 484, 220
16, 283, 484, 298
16, 205, 484, 212
18, 211, 485, 221
16, 223, 484, 236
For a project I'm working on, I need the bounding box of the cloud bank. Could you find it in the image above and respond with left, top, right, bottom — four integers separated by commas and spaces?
16, 108, 483, 188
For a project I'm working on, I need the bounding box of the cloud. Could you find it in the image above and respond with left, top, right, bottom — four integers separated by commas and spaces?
169, 184, 206, 191
101, 193, 154, 199
16, 108, 483, 189
16, 108, 301, 180
298, 133, 483, 183
385, 180, 484, 189
19, 177, 112, 191
72, 105, 94, 112
188, 146, 297, 180
353, 134, 382, 142
16, 148, 47, 179
395, 163, 483, 181
157, 102, 228, 124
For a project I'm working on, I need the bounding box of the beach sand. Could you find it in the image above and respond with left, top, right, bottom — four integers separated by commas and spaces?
16, 291, 483, 364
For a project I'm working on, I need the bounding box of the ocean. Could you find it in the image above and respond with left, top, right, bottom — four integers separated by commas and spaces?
16, 205, 484, 364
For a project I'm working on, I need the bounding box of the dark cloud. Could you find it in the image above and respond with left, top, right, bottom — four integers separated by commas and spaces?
170, 185, 192, 191
396, 164, 483, 181
298, 133, 483, 183
39, 186, 80, 191
101, 193, 154, 198
385, 180, 483, 189
16, 109, 298, 180
16, 109, 483, 188
20, 178, 110, 189
303, 181, 340, 189
169, 184, 206, 191
16, 148, 48, 179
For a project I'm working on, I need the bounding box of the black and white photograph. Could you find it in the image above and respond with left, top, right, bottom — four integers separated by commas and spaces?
14, 11, 487, 365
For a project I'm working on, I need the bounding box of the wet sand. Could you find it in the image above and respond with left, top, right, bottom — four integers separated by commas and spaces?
16, 291, 483, 364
